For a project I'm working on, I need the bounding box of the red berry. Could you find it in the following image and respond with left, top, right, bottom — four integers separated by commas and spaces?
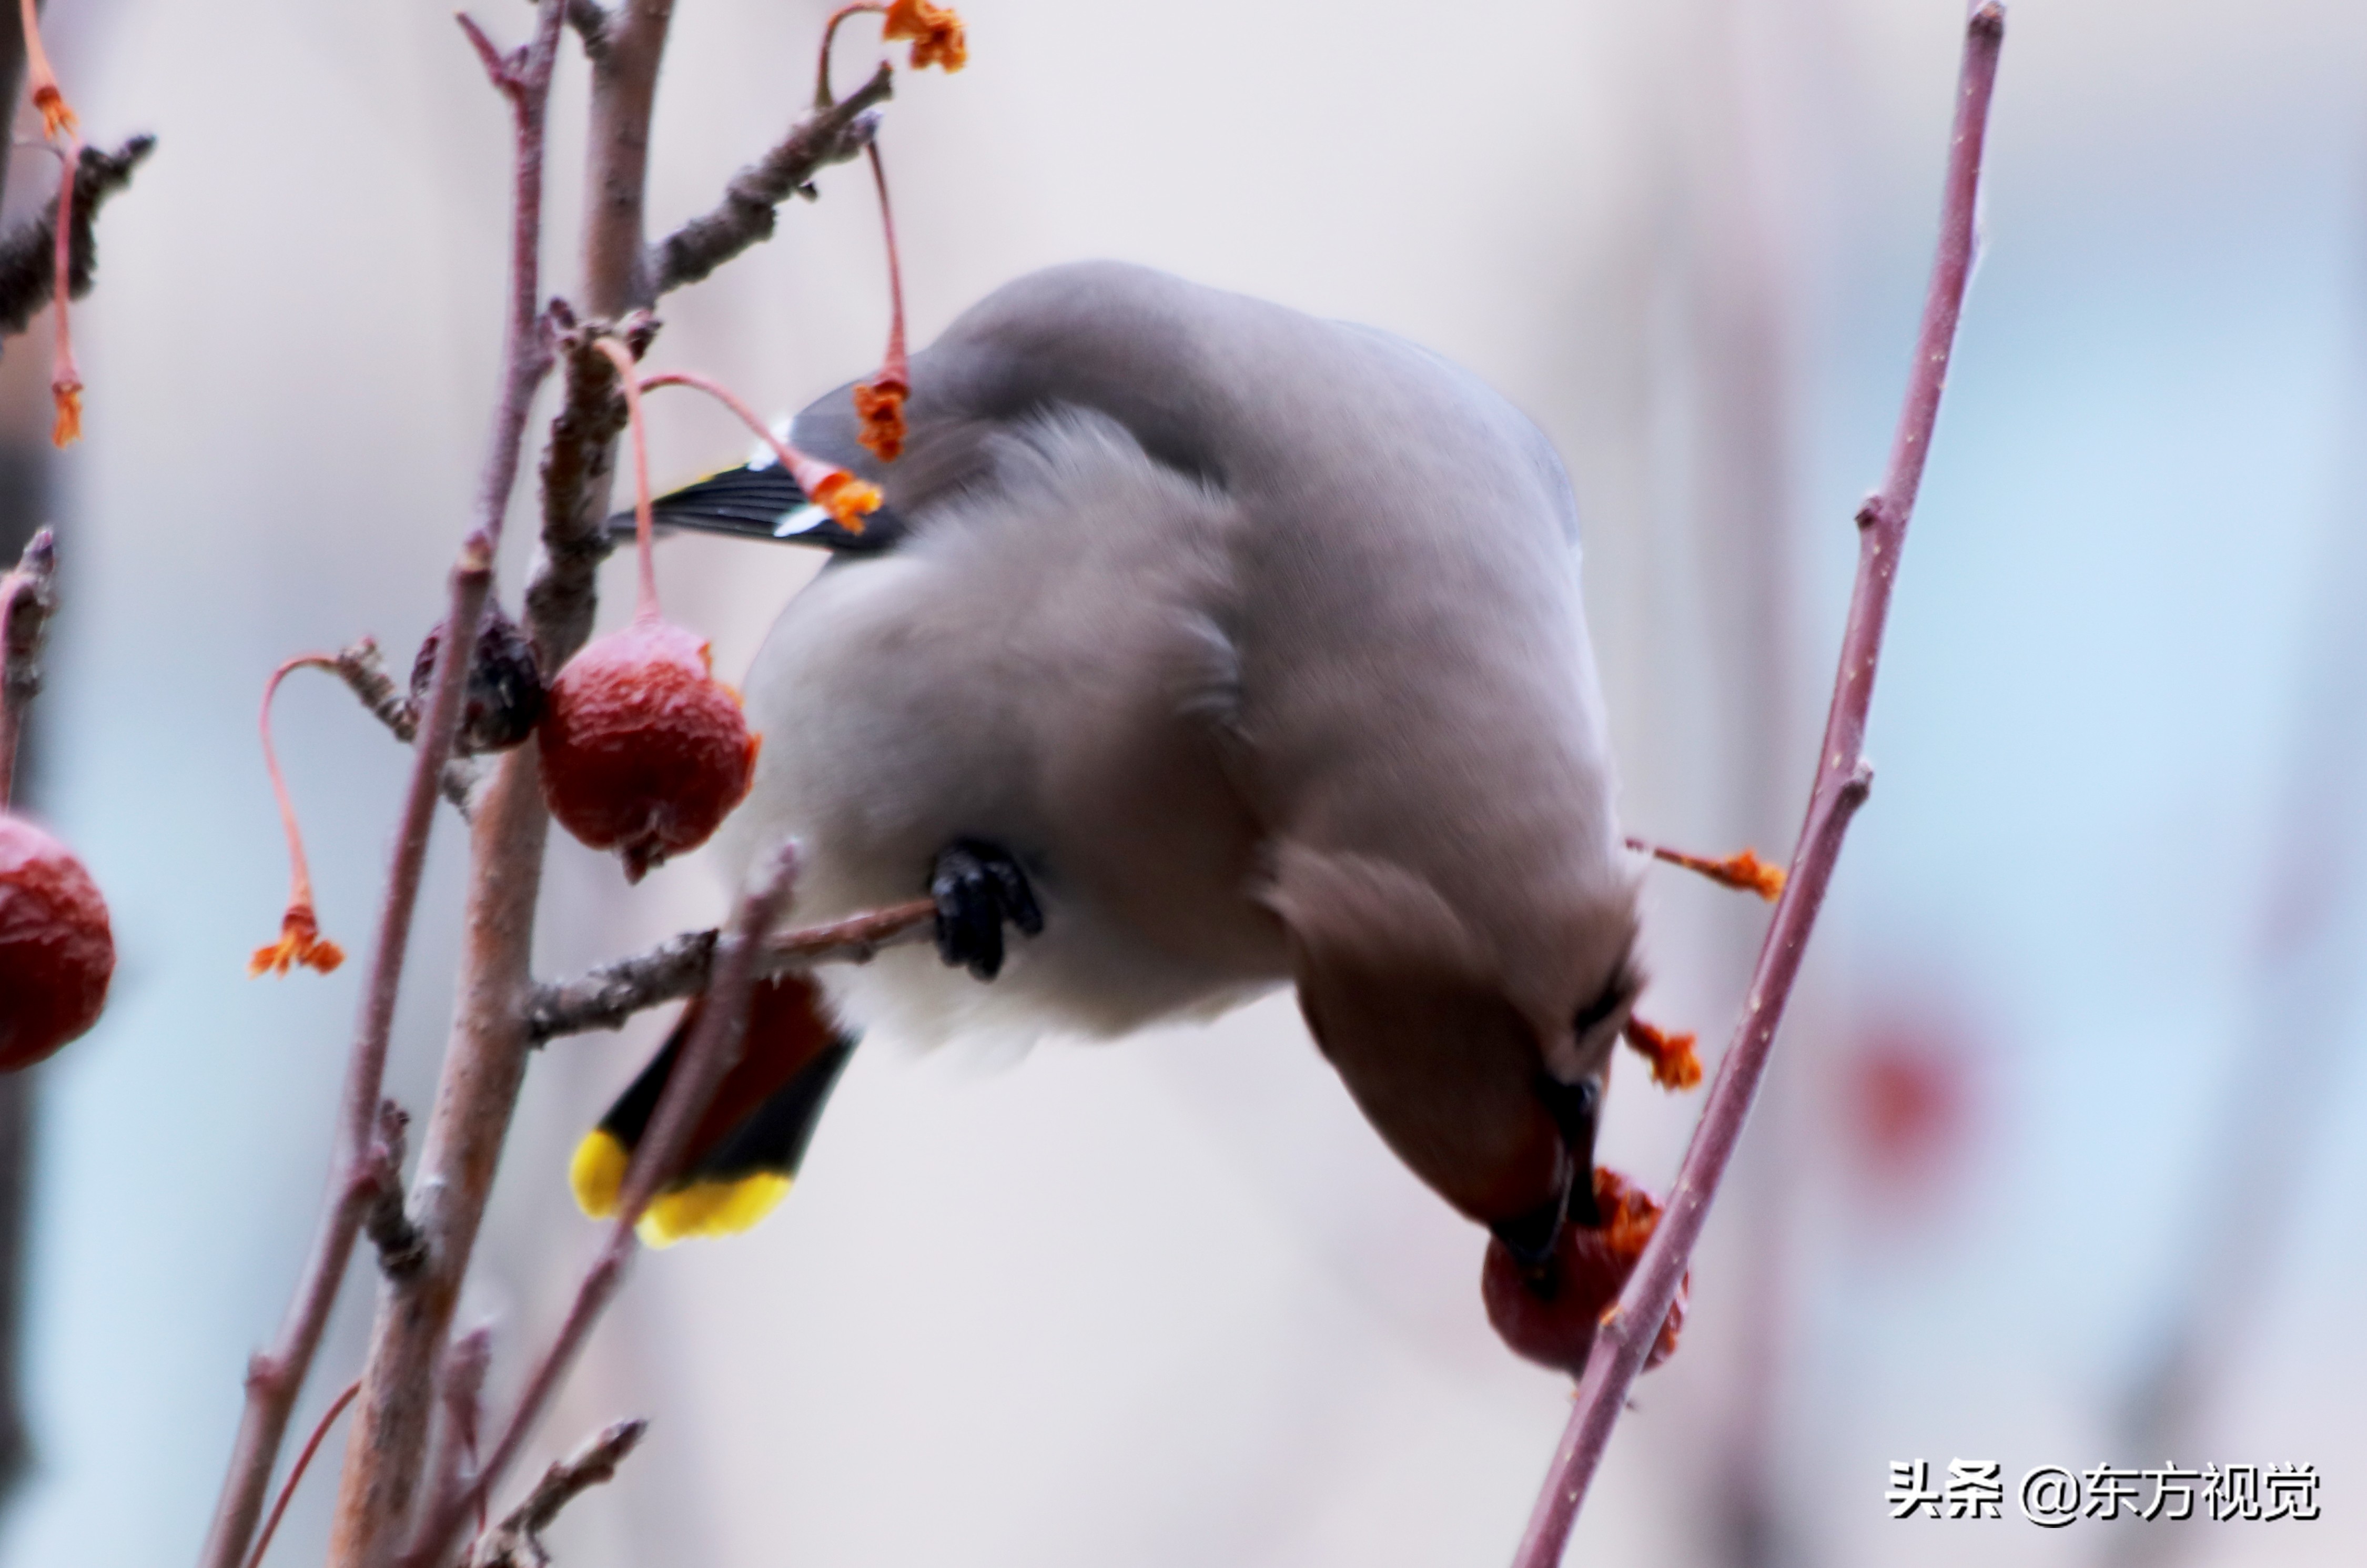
540, 616, 760, 882
1480, 1167, 1687, 1377
0, 813, 114, 1070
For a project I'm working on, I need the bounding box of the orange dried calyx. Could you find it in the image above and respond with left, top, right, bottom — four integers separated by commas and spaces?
49, 379, 80, 448
809, 468, 883, 528
1623, 1014, 1702, 1091
882, 0, 966, 72
250, 656, 343, 980
853, 373, 908, 462
1702, 846, 1785, 900
1630, 836, 1786, 902
250, 903, 344, 978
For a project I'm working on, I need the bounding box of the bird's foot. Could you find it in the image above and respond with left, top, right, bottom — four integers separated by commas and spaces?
929, 838, 1045, 980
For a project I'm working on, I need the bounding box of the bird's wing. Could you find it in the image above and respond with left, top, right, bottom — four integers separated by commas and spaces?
606, 459, 908, 555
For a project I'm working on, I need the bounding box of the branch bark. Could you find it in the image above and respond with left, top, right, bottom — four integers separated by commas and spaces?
0, 525, 56, 808
523, 895, 934, 1040
644, 62, 891, 296
1510, 7, 2006, 1562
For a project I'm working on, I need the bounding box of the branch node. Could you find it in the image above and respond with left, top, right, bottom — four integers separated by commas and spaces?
561, 0, 612, 62
457, 14, 519, 95
361, 1100, 428, 1281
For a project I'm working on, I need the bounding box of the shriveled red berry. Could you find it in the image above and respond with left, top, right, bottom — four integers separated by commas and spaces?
410, 599, 545, 756
540, 616, 760, 882
1481, 1166, 1687, 1377
0, 813, 114, 1070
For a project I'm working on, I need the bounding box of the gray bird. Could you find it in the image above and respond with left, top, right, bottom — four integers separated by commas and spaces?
593, 260, 1643, 1273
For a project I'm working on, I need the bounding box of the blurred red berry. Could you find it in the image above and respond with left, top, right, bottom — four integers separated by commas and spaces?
540, 616, 760, 882
1482, 1166, 1686, 1376
0, 813, 114, 1070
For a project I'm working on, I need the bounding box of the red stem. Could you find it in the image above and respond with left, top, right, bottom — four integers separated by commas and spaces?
636, 368, 861, 509
591, 337, 660, 618
1510, 7, 2006, 1562
242, 1380, 362, 1568
867, 141, 907, 385
47, 127, 79, 446
815, 3, 887, 108
257, 656, 335, 918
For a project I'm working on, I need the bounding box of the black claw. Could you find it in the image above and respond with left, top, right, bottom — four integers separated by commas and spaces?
930, 838, 1043, 981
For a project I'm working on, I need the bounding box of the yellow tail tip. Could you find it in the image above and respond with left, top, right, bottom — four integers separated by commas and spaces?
569, 1130, 630, 1220
635, 1173, 793, 1249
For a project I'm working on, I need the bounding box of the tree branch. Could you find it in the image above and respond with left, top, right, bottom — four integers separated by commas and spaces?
524, 895, 936, 1040
306, 5, 569, 1564
579, 0, 676, 314
1510, 7, 2007, 1562
464, 1418, 644, 1568
0, 526, 56, 808
522, 319, 631, 670
328, 638, 483, 820
406, 846, 800, 1568
644, 62, 892, 296
0, 136, 154, 340
197, 528, 494, 1568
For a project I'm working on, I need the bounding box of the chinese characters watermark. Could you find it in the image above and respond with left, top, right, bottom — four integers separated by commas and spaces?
1886, 1461, 2320, 1526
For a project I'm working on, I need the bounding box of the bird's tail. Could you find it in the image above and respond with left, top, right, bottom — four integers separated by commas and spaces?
570, 972, 857, 1248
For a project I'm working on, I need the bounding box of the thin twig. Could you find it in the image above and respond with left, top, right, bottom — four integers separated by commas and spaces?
328, 637, 482, 820
463, 1418, 646, 1568
241, 1379, 363, 1568
0, 135, 153, 338
0, 526, 57, 808
406, 846, 800, 1568
422, 1325, 493, 1554
644, 62, 892, 296
1510, 8, 2006, 1562
525, 895, 936, 1040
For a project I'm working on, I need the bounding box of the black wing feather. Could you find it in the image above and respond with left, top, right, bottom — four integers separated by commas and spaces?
607, 463, 905, 555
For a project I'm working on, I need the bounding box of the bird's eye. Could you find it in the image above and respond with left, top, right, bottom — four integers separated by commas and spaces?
1573, 953, 1641, 1038
1573, 980, 1626, 1038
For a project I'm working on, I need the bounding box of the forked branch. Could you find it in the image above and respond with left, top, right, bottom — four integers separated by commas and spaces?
1511, 6, 2007, 1562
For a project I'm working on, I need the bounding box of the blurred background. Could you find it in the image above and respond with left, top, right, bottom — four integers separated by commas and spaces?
1, 0, 2364, 1563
